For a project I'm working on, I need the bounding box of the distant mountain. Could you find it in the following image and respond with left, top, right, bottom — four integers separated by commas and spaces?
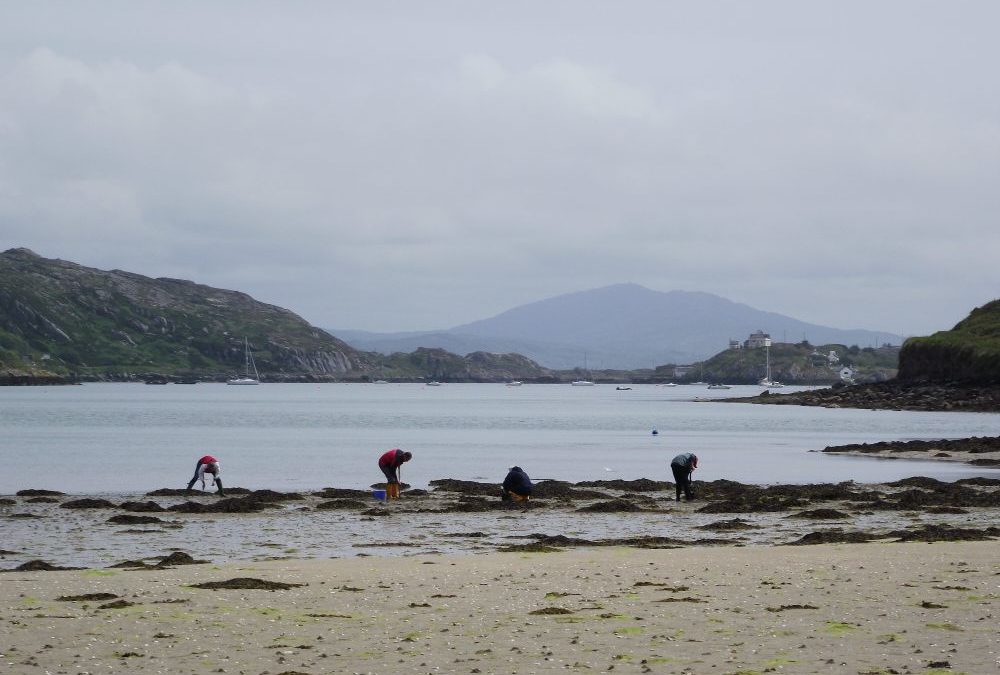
333, 283, 899, 370
0, 248, 371, 380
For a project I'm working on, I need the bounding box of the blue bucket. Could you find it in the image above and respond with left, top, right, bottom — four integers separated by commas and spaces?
372, 489, 387, 501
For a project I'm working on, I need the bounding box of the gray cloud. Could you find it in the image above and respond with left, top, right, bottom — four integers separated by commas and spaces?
1, 2, 997, 335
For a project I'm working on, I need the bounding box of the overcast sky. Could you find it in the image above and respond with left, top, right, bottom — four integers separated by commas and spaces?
1, 1, 997, 336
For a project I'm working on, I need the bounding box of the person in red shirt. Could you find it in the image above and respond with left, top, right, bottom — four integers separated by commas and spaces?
378, 448, 412, 499
186, 455, 223, 495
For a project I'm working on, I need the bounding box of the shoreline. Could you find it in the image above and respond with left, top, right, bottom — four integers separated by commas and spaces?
4, 474, 999, 571
821, 436, 1000, 467
722, 380, 1000, 413
1, 542, 997, 674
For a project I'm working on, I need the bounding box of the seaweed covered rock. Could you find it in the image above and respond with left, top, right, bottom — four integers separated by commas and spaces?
428, 479, 499, 496
576, 499, 642, 513
313, 488, 373, 500
887, 524, 1000, 542
60, 498, 116, 509
119, 501, 166, 512
157, 551, 206, 567
108, 514, 164, 525
575, 478, 671, 492
533, 482, 610, 500
786, 509, 850, 520
315, 499, 369, 510
168, 497, 273, 513
786, 530, 879, 546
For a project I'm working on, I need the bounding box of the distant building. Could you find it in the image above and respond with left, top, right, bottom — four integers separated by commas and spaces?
745, 331, 771, 349
839, 366, 855, 382
827, 350, 840, 364
673, 365, 693, 378
729, 339, 743, 350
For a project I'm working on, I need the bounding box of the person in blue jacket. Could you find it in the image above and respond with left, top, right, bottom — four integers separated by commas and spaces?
670, 452, 698, 501
502, 466, 533, 502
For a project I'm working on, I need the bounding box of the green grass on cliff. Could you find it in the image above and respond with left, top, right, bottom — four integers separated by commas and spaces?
898, 299, 1000, 383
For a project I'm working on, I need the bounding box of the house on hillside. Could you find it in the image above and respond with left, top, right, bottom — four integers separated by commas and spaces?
729, 339, 743, 350
745, 331, 771, 349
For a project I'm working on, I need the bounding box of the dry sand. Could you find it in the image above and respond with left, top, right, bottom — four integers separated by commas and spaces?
2, 542, 997, 675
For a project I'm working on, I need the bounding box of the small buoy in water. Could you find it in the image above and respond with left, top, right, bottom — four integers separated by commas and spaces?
651, 428, 658, 435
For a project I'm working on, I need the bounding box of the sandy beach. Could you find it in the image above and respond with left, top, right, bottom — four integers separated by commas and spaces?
1, 542, 997, 674
3, 464, 999, 674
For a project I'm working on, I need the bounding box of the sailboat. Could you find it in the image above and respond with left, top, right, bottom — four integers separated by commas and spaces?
571, 353, 596, 386
227, 337, 260, 385
758, 338, 783, 388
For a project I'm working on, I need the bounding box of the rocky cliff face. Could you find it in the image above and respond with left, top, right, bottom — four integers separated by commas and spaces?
0, 248, 372, 379
897, 300, 1000, 385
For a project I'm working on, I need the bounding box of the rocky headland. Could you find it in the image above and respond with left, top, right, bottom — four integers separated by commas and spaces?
726, 380, 1000, 412
724, 298, 1000, 412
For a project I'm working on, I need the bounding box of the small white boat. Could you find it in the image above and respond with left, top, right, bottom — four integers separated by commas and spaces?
373, 379, 389, 384
759, 379, 784, 388
659, 382, 677, 387
426, 381, 442, 386
506, 381, 523, 387
707, 384, 732, 390
616, 386, 632, 391
571, 380, 595, 386
227, 337, 260, 385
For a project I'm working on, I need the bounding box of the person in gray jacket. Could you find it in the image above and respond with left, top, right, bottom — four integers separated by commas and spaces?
670, 452, 698, 502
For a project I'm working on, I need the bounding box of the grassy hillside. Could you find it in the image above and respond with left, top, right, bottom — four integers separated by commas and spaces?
897, 299, 1000, 384
0, 248, 371, 380
670, 341, 899, 385
372, 348, 553, 382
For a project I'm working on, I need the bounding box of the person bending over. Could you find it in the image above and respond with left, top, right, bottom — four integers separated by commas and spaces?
670, 452, 698, 502
378, 448, 412, 499
186, 455, 224, 495
502, 466, 533, 502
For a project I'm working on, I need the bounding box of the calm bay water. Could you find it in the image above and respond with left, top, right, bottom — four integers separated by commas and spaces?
3, 382, 1000, 494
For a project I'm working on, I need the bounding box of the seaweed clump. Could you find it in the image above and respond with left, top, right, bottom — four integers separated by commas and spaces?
786, 509, 850, 520
107, 514, 164, 525
119, 501, 166, 512
57, 592, 119, 602
10, 560, 83, 571
888, 524, 1000, 543
315, 499, 369, 510
61, 498, 116, 509
190, 577, 304, 590
785, 530, 878, 546
576, 499, 642, 513
697, 519, 759, 531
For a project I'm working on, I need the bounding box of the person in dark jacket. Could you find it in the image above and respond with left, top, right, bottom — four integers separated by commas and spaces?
670, 452, 698, 502
502, 466, 532, 502
378, 448, 412, 499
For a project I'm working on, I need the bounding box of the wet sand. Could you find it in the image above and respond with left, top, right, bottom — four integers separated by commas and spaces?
3, 476, 1000, 569
1, 542, 997, 674
3, 476, 999, 673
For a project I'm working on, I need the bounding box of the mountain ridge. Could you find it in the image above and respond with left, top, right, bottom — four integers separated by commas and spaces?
333, 283, 899, 369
